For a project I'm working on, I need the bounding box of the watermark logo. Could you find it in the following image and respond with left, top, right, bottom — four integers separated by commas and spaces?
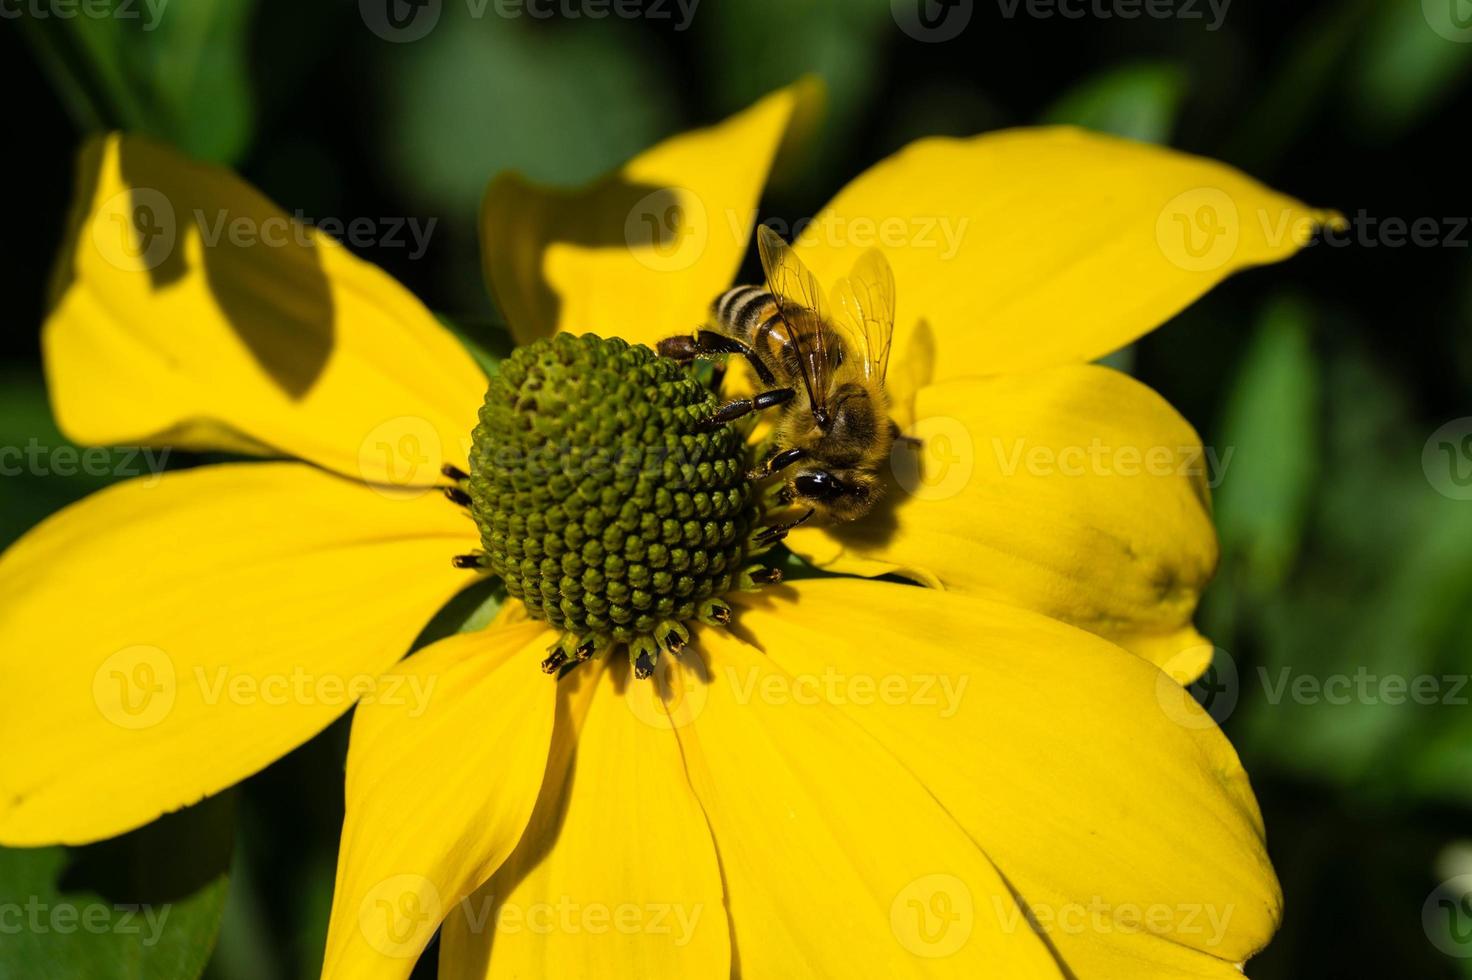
360, 0, 441, 41
625, 657, 709, 730
1423, 418, 1472, 500
1156, 188, 1240, 272
625, 187, 709, 273
359, 416, 445, 497
359, 874, 442, 957
892, 415, 975, 501
1425, 875, 1472, 957
891, 0, 973, 42
891, 874, 974, 957
93, 645, 177, 730
1424, 0, 1472, 42
1156, 645, 1237, 729
92, 188, 175, 272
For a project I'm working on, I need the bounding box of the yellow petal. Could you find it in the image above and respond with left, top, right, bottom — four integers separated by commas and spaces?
45, 134, 487, 485
787, 366, 1218, 673
482, 80, 819, 348
439, 658, 729, 978
793, 126, 1339, 402
739, 579, 1280, 977
321, 622, 558, 980
0, 462, 481, 846
669, 629, 1063, 977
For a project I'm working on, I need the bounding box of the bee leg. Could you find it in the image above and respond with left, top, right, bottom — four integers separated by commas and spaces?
889, 419, 921, 449
697, 387, 794, 431
755, 507, 815, 546
747, 446, 806, 481
658, 331, 778, 386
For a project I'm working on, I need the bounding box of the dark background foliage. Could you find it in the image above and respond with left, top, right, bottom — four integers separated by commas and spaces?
1, 0, 1469, 976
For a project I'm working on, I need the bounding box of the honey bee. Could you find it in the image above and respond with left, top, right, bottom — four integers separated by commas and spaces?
658, 225, 898, 525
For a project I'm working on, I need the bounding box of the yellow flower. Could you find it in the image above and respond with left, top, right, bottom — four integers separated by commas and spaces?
0, 82, 1334, 977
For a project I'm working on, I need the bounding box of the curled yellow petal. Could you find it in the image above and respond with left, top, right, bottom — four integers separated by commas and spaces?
45, 134, 487, 485
482, 80, 820, 348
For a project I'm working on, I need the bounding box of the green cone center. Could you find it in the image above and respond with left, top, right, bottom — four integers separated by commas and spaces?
467, 333, 766, 674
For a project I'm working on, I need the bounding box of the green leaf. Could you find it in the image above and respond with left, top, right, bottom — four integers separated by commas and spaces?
0, 370, 142, 550
436, 311, 516, 378
384, 15, 676, 222
133, 0, 259, 163
699, 0, 891, 192
0, 795, 234, 980
411, 576, 507, 653
1222, 0, 1372, 170
18, 0, 258, 164
1041, 62, 1188, 144
1350, 0, 1472, 137
1232, 344, 1472, 802
1213, 295, 1321, 593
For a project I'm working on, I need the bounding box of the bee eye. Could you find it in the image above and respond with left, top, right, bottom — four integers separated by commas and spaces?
794, 472, 846, 501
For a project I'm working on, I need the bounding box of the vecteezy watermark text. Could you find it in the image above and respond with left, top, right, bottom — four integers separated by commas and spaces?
890, 0, 1229, 42
92, 189, 439, 273
0, 898, 171, 946
0, 0, 168, 31
995, 0, 1231, 30
358, 0, 699, 42
991, 437, 1234, 488
0, 441, 170, 483
451, 894, 704, 944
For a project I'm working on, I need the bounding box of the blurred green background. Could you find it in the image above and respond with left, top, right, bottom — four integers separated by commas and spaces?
2, 0, 1470, 977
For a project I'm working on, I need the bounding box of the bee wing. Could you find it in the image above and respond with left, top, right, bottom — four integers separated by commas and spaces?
828, 278, 872, 378
757, 225, 832, 419
832, 248, 896, 385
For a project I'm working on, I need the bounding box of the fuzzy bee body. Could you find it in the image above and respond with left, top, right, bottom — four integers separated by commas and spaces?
661, 227, 898, 525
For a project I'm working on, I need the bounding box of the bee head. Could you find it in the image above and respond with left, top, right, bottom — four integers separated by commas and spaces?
790, 468, 883, 523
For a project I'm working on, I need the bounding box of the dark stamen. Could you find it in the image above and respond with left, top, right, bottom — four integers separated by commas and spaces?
452, 553, 484, 569
749, 567, 783, 586
443, 487, 472, 507
441, 463, 470, 481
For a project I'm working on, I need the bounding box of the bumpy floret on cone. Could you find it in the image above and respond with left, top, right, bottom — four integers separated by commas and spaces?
466, 333, 776, 675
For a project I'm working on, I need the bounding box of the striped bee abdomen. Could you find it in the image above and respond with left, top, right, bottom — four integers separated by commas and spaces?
712, 284, 803, 373
713, 286, 778, 339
